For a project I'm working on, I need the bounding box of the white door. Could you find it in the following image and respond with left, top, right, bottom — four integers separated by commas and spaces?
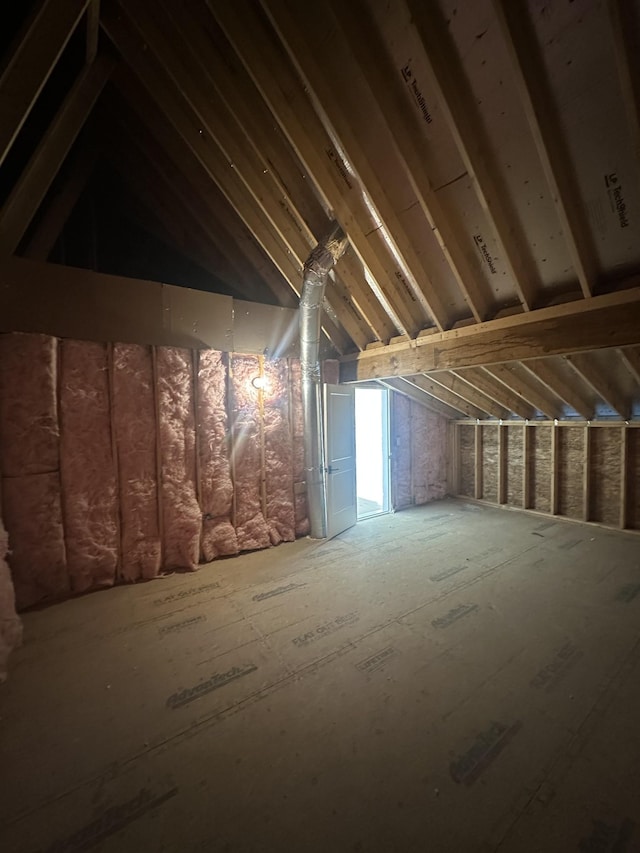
324, 384, 357, 539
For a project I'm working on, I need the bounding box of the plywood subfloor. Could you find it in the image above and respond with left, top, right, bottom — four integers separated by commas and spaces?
1, 500, 640, 852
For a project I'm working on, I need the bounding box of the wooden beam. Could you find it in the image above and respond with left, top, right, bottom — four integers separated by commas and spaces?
405, 0, 538, 311
498, 425, 507, 505
112, 72, 296, 310
451, 423, 461, 495
0, 0, 91, 168
0, 52, 113, 256
327, 0, 492, 323
484, 363, 563, 420
523, 424, 531, 509
583, 425, 591, 522
211, 0, 415, 338
492, 0, 597, 297
453, 369, 535, 420
551, 424, 559, 516
565, 353, 631, 419
340, 286, 640, 381
520, 358, 593, 420
620, 425, 628, 529
261, 0, 452, 331
22, 140, 97, 261
379, 378, 459, 419
608, 0, 640, 165
619, 347, 640, 385
153, 0, 388, 346
474, 424, 483, 500
405, 375, 486, 419
115, 0, 371, 350
425, 371, 508, 419
102, 5, 354, 353
85, 0, 100, 64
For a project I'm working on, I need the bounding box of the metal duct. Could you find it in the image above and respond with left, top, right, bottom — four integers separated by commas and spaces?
300, 223, 348, 539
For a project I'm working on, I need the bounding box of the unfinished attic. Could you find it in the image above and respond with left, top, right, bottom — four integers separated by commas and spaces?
1, 0, 640, 849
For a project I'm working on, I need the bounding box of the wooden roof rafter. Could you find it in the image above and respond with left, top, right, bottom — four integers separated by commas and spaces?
520, 359, 594, 421
326, 0, 493, 324
452, 368, 535, 420
425, 371, 509, 420
404, 375, 487, 419
484, 362, 564, 420
0, 0, 93, 168
210, 0, 419, 339
378, 377, 462, 419
0, 51, 115, 256
405, 0, 540, 311
101, 4, 355, 353
261, 0, 454, 332
565, 353, 631, 420
492, 0, 598, 298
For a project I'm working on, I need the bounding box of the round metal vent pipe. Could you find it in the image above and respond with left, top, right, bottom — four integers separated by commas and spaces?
299, 223, 348, 538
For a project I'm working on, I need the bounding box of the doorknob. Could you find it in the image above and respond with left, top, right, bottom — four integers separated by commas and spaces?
326, 465, 340, 473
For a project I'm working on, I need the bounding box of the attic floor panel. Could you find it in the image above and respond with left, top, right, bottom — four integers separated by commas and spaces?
2, 499, 640, 852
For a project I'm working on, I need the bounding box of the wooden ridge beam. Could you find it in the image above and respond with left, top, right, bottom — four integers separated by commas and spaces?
23, 138, 97, 261
619, 347, 640, 385
454, 368, 535, 419
0, 0, 91, 168
521, 358, 593, 420
405, 0, 538, 311
101, 7, 354, 353
328, 0, 492, 324
0, 51, 114, 256
379, 378, 459, 419
406, 375, 486, 419
484, 363, 563, 420
565, 353, 631, 420
493, 0, 597, 298
211, 0, 416, 338
426, 371, 509, 419
340, 286, 640, 380
262, 0, 451, 331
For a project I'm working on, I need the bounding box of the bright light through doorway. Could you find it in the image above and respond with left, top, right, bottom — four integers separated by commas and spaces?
355, 386, 390, 519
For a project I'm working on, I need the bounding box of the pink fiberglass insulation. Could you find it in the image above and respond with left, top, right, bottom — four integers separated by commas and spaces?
2, 473, 68, 608
230, 355, 270, 551
113, 344, 162, 581
263, 359, 295, 545
156, 347, 201, 571
197, 350, 238, 561
0, 512, 23, 681
423, 409, 448, 501
0, 333, 59, 476
60, 340, 119, 593
289, 359, 309, 536
391, 392, 413, 510
410, 401, 430, 506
